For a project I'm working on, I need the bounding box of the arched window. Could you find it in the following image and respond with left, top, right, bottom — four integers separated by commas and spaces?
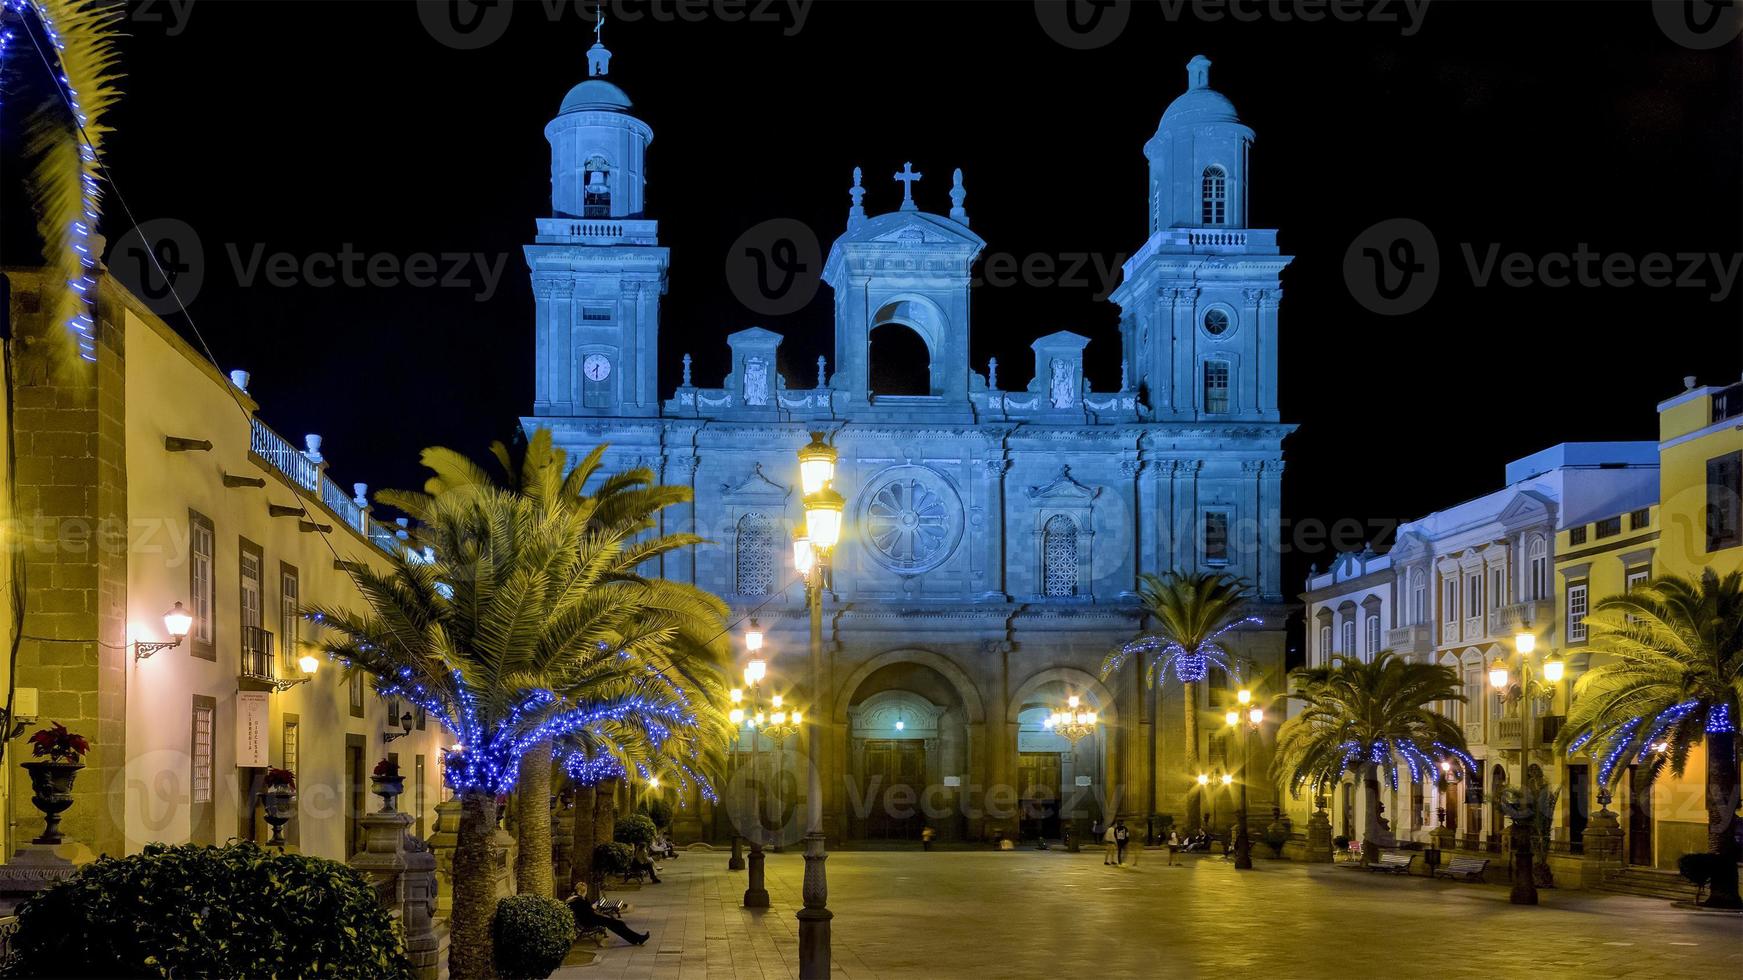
868, 322, 932, 396
735, 513, 774, 596
1366, 614, 1381, 655
1318, 624, 1333, 662
1042, 515, 1078, 597
583, 154, 611, 217
1203, 360, 1231, 414
1410, 570, 1427, 625
1201, 166, 1227, 226
1340, 619, 1355, 653
1528, 536, 1549, 600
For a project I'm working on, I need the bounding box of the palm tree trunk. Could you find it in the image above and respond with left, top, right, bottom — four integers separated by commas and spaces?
1704, 729, 1742, 908
587, 779, 620, 901
450, 788, 500, 980
1183, 680, 1202, 831
1361, 769, 1382, 867
514, 739, 555, 898
569, 783, 597, 897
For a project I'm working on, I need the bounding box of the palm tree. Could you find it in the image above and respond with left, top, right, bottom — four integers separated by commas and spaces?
1102, 571, 1256, 831
1272, 651, 1472, 865
1554, 568, 1743, 909
378, 431, 729, 899
312, 480, 723, 977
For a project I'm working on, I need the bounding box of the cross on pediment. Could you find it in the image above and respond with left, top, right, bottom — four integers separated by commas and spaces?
894, 162, 923, 211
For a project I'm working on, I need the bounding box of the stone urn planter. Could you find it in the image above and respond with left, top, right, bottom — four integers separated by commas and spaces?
371, 774, 406, 813
23, 760, 83, 845
262, 788, 297, 846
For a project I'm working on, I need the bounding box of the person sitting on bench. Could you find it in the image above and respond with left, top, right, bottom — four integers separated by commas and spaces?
567, 895, 650, 946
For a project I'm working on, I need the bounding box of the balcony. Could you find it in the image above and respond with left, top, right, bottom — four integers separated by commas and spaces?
1493, 716, 1523, 748
240, 626, 275, 684
1386, 624, 1433, 657
249, 417, 401, 556
1498, 599, 1553, 634
533, 217, 659, 246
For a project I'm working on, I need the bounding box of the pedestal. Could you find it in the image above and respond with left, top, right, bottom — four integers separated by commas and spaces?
349, 809, 449, 980
428, 799, 462, 918
796, 833, 831, 980
729, 834, 745, 871
0, 842, 90, 915
1304, 806, 1334, 863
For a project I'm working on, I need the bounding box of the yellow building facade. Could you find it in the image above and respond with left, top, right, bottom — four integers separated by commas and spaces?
1, 270, 449, 870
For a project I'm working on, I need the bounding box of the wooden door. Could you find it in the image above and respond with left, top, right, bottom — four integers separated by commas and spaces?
863, 740, 925, 839
1017, 752, 1062, 840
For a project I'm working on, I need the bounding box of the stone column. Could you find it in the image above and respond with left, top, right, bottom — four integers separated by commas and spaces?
350, 806, 448, 980
427, 799, 461, 918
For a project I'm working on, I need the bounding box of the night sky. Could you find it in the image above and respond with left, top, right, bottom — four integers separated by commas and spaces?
4, 0, 1740, 605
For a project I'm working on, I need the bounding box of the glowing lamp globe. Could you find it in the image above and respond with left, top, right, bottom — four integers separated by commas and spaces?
647, 775, 660, 789
1220, 773, 1233, 786
771, 694, 783, 708
730, 688, 744, 705
1196, 773, 1210, 786
804, 486, 846, 550
1488, 657, 1509, 690
771, 711, 786, 726
1514, 631, 1536, 655
1225, 710, 1240, 727
1236, 688, 1252, 705
745, 625, 765, 653
729, 707, 745, 725
162, 602, 194, 639
745, 659, 767, 685
793, 536, 816, 575
797, 432, 838, 495
1542, 653, 1565, 684
792, 710, 803, 725
297, 653, 320, 675
1249, 706, 1264, 726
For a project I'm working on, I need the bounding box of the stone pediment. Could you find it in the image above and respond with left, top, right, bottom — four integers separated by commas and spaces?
720, 462, 790, 500
1497, 490, 1555, 531
1025, 465, 1100, 501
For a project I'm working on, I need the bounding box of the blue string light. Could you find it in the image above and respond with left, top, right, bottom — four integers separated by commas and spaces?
1707, 703, 1734, 734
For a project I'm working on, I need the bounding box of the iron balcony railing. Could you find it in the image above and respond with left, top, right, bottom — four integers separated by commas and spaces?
240, 625, 275, 682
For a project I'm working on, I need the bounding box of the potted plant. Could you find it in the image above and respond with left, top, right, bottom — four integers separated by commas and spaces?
260, 768, 297, 846
23, 721, 89, 844
370, 757, 405, 812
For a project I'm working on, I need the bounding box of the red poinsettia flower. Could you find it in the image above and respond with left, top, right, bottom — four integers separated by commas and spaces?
263, 767, 296, 791
27, 721, 89, 763
373, 757, 400, 779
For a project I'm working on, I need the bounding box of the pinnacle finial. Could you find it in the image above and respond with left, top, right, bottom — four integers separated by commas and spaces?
949, 168, 968, 226
894, 162, 923, 211
1187, 54, 1211, 91
587, 4, 612, 77
848, 167, 866, 227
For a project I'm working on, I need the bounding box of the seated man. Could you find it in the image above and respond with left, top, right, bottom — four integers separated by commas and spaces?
567, 895, 650, 947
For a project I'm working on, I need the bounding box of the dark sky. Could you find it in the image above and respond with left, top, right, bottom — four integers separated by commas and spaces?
5, 0, 1741, 599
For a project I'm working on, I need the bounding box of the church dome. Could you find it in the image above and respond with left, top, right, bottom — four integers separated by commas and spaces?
1157, 55, 1241, 130
559, 79, 632, 114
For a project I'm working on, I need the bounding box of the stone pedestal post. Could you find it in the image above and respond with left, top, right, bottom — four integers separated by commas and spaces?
1304, 802, 1334, 863
1580, 804, 1624, 888
349, 809, 449, 980
428, 799, 462, 918
796, 833, 832, 979
0, 842, 91, 915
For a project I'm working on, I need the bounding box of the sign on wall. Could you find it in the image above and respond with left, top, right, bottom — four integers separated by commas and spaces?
236, 691, 270, 768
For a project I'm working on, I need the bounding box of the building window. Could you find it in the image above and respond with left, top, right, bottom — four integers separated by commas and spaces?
283, 718, 299, 777
1410, 571, 1426, 625
189, 511, 215, 658
1202, 309, 1230, 336
349, 669, 366, 718
280, 564, 300, 674
1444, 579, 1458, 624
1567, 583, 1588, 644
1201, 165, 1227, 225
1462, 666, 1482, 728
1467, 575, 1481, 617
1626, 567, 1649, 592
1569, 526, 1587, 545
1318, 624, 1333, 661
1366, 614, 1381, 654
192, 702, 214, 805
1713, 381, 1743, 424
1202, 360, 1231, 414
1629, 507, 1651, 530
581, 307, 613, 321
582, 154, 611, 216
1708, 451, 1742, 552
240, 541, 268, 679
1490, 568, 1504, 609
1528, 537, 1549, 600
1042, 514, 1079, 597
734, 513, 775, 597
1341, 619, 1355, 653
1202, 511, 1231, 566
1594, 516, 1621, 539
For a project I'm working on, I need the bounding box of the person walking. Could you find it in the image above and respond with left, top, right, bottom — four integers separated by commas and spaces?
1114, 820, 1130, 865
1103, 821, 1118, 865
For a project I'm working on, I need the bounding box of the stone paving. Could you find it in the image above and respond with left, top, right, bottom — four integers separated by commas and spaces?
554, 847, 1742, 979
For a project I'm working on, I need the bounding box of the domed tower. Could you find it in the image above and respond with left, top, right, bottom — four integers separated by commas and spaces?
1110, 56, 1293, 598
526, 23, 668, 419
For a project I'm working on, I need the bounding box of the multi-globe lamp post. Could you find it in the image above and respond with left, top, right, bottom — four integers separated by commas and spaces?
792, 431, 840, 980
1488, 628, 1564, 906
728, 647, 795, 907
1222, 688, 1265, 870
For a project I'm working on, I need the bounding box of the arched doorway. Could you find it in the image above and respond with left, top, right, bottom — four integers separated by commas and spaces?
1009, 671, 1113, 842
844, 659, 972, 841
868, 322, 932, 396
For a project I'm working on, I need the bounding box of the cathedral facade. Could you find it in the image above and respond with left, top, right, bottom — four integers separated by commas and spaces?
524, 42, 1293, 842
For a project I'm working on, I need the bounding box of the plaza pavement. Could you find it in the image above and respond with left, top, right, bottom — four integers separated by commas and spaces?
554, 846, 1742, 979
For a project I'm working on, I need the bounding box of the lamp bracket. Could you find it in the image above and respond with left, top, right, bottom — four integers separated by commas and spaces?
133, 637, 184, 662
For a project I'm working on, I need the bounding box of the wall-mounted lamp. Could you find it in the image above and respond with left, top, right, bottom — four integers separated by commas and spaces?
133, 603, 194, 661
383, 711, 415, 743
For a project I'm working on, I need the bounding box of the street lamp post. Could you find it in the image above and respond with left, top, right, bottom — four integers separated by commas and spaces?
735, 655, 773, 908
794, 431, 840, 980
1225, 689, 1265, 870
1490, 631, 1564, 907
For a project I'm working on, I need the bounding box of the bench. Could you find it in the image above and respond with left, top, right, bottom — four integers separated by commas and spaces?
1368, 852, 1415, 874
1435, 857, 1488, 882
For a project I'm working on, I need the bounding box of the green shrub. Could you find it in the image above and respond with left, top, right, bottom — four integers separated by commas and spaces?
1263, 823, 1290, 856
493, 894, 576, 979
593, 841, 634, 877
614, 812, 657, 847
1333, 835, 1351, 851
640, 798, 675, 830
1, 841, 409, 979
1678, 853, 1721, 887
